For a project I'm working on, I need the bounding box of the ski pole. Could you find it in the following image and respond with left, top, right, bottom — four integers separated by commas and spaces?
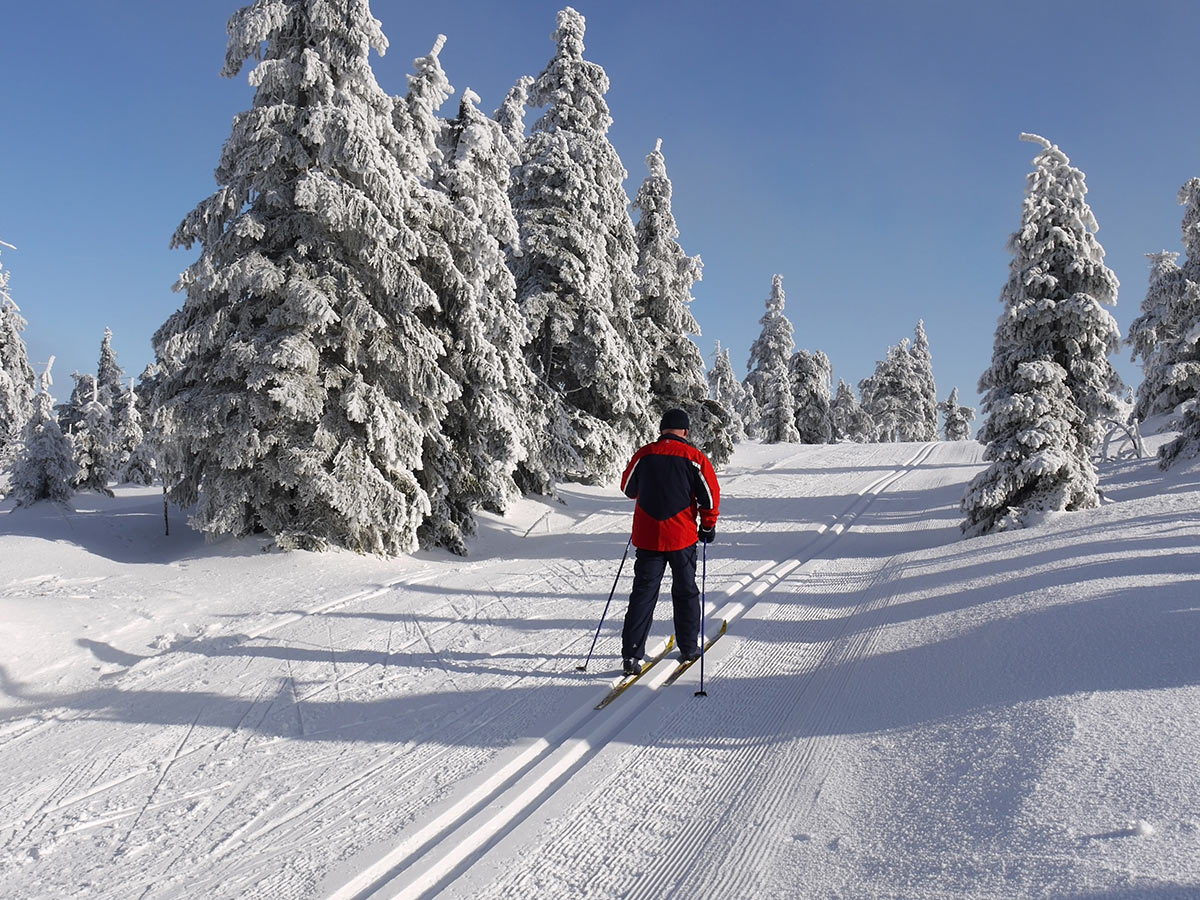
576, 537, 632, 671
695, 540, 708, 697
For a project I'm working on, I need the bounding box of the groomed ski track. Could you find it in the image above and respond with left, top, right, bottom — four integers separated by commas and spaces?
324, 440, 973, 900
0, 440, 985, 900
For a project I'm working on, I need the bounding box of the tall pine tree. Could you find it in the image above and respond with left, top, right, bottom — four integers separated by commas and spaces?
910, 320, 939, 440
1155, 181, 1200, 467
510, 7, 652, 481
860, 339, 920, 442
979, 134, 1122, 453
632, 139, 731, 465
746, 274, 799, 443
10, 359, 77, 508
418, 79, 542, 552
57, 372, 97, 438
116, 379, 155, 485
831, 379, 873, 442
1127, 250, 1189, 422
707, 340, 746, 443
494, 75, 533, 157
72, 381, 115, 496
738, 377, 762, 440
789, 349, 833, 444
153, 0, 457, 554
492, 75, 581, 496
1128, 180, 1200, 426
96, 328, 125, 413
939, 386, 975, 441
0, 243, 35, 466
396, 36, 476, 556
965, 134, 1121, 534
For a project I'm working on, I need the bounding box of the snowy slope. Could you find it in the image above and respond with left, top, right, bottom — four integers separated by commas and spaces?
1, 440, 1198, 900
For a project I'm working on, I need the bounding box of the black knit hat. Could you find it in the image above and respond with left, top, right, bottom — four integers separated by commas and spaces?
659, 408, 690, 431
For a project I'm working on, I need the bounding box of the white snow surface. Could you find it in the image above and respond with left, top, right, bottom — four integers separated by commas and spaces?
2, 439, 1198, 899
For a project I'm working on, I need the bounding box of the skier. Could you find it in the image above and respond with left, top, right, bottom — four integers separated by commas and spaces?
619, 408, 721, 675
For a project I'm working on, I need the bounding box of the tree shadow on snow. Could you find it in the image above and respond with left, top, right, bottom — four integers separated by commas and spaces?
4, 577, 1197, 752
0, 492, 269, 564
1062, 887, 1200, 900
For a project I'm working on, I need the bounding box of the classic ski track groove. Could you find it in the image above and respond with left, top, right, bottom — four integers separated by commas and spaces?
325, 443, 939, 900
629, 561, 919, 900
463, 448, 951, 900
1, 563, 595, 890
1, 443, 952, 899
202, 638, 598, 875
145, 617, 596, 893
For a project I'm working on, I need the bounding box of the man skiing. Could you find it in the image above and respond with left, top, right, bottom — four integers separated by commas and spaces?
619, 408, 721, 676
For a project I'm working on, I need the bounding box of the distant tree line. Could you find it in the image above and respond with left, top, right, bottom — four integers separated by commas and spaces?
722, 274, 970, 448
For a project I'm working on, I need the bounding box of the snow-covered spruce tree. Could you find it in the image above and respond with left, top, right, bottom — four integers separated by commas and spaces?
142, 359, 191, 512
910, 320, 939, 440
632, 139, 731, 465
738, 378, 762, 440
494, 75, 533, 157
510, 7, 653, 481
0, 248, 36, 466
965, 134, 1121, 534
746, 274, 799, 443
416, 80, 543, 553
1162, 180, 1200, 418
961, 361, 1091, 537
978, 134, 1122, 462
492, 75, 580, 497
56, 372, 97, 438
1128, 181, 1200, 427
1127, 251, 1189, 423
829, 380, 852, 441
1155, 183, 1200, 466
394, 36, 476, 556
91, 328, 126, 479
96, 328, 126, 413
153, 0, 458, 554
71, 381, 114, 496
789, 348, 833, 444
1158, 403, 1200, 466
707, 341, 746, 443
116, 379, 155, 485
10, 359, 77, 508
939, 386, 975, 441
859, 339, 920, 442
831, 379, 874, 442
400, 34, 451, 167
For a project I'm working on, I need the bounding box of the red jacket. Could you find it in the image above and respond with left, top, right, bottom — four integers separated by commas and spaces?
621, 434, 720, 552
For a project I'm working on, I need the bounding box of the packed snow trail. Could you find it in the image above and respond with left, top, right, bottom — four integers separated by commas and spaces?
322, 441, 958, 900
4, 439, 1199, 899
0, 440, 941, 899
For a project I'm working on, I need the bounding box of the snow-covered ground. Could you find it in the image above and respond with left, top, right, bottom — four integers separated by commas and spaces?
2, 438, 1198, 899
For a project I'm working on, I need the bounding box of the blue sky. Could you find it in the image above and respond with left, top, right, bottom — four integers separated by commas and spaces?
3, 0, 1199, 429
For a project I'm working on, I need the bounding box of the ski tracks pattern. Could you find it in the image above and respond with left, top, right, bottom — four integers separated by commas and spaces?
0, 441, 979, 900
0, 560, 611, 898
337, 442, 958, 900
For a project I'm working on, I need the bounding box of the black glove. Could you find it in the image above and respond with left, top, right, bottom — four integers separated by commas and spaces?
697, 525, 716, 544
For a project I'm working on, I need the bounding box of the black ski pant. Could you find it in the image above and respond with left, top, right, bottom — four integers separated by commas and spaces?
621, 544, 701, 661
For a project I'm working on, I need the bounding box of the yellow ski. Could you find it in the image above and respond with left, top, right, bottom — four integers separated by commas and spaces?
663, 619, 727, 687
594, 635, 675, 710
